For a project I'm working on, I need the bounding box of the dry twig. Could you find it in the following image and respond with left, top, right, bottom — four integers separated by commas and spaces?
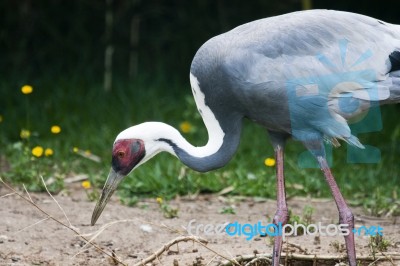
16, 217, 50, 233
133, 235, 208, 266
0, 177, 127, 266
285, 242, 308, 254
159, 222, 241, 266
0, 192, 15, 198
39, 175, 72, 227
244, 256, 272, 266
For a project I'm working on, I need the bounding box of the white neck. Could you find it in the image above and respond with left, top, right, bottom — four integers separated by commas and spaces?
117, 73, 225, 158
118, 121, 223, 157
117, 119, 239, 172
115, 73, 242, 172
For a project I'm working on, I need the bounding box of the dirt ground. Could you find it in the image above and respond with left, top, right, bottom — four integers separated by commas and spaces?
0, 183, 399, 266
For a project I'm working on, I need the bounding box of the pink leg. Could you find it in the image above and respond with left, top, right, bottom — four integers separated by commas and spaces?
317, 156, 356, 266
271, 145, 288, 266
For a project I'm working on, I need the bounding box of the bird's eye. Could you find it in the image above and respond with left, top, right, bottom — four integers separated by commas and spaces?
117, 151, 125, 158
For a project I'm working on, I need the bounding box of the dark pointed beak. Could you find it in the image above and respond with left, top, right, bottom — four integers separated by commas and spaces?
91, 169, 124, 225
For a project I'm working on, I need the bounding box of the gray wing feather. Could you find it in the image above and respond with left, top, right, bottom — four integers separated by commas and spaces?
190, 10, 400, 146
216, 10, 400, 146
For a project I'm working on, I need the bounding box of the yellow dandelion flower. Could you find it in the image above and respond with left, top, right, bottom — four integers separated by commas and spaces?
0, 115, 3, 123
32, 146, 44, 157
72, 147, 79, 153
20, 129, 31, 139
45, 148, 54, 157
85, 150, 91, 155
51, 125, 61, 134
21, 85, 33, 94
264, 157, 276, 167
82, 180, 91, 189
179, 121, 192, 133
156, 197, 163, 204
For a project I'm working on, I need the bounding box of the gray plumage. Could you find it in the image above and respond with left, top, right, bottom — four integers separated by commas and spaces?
190, 9, 400, 156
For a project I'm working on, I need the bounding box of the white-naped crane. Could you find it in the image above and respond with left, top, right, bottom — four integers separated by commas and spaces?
91, 10, 400, 266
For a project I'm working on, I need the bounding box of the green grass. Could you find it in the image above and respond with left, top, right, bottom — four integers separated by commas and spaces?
0, 75, 399, 216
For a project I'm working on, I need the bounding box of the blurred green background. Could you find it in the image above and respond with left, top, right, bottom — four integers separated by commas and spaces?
0, 0, 399, 215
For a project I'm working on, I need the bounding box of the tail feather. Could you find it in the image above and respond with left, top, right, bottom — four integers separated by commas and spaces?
384, 50, 400, 104
345, 135, 365, 149
389, 51, 400, 72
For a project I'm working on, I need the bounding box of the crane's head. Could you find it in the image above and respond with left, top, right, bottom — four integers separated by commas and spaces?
91, 122, 178, 225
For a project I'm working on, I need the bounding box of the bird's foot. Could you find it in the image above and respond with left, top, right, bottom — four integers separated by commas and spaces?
271, 208, 288, 266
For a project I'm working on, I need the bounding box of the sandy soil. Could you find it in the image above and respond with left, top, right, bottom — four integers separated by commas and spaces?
0, 183, 399, 266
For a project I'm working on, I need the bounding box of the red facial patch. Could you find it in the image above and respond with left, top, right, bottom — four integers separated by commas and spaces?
111, 139, 145, 175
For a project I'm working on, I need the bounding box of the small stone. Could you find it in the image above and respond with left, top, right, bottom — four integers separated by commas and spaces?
314, 235, 321, 245
11, 257, 20, 262
140, 224, 153, 233
104, 241, 113, 247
